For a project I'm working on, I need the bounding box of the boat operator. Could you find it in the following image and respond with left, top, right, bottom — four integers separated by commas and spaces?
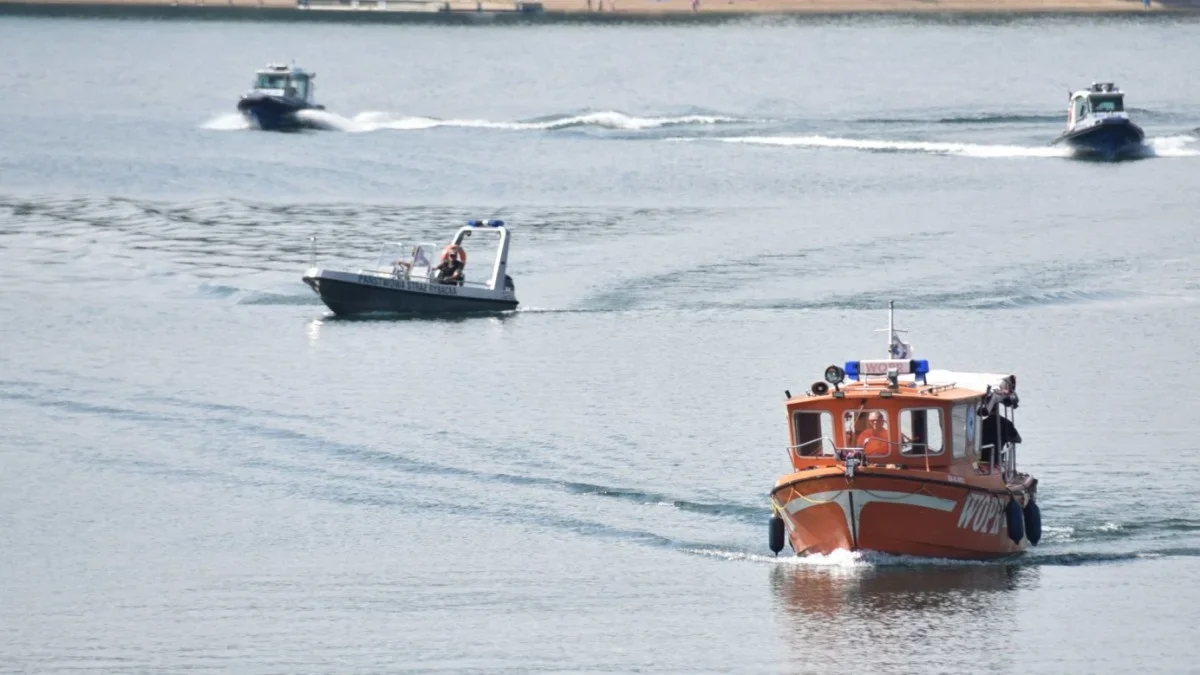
436, 245, 465, 285
856, 412, 891, 455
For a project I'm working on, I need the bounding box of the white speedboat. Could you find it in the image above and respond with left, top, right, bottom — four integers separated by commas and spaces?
236, 63, 325, 131
302, 219, 518, 316
1052, 82, 1145, 160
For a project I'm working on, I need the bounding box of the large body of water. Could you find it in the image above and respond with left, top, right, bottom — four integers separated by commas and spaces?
2, 12, 1200, 673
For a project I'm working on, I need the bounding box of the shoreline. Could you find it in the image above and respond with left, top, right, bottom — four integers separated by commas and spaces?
1, 0, 1197, 18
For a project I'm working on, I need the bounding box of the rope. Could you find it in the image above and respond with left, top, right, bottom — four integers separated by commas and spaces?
858, 484, 936, 501
793, 490, 844, 505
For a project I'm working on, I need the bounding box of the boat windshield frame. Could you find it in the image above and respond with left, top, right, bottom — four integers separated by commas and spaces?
253, 71, 311, 100
1088, 93, 1125, 113
370, 242, 440, 280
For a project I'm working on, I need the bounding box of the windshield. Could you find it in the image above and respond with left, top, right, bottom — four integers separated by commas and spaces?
253, 73, 308, 99
254, 73, 288, 89
372, 242, 439, 280
1090, 95, 1124, 113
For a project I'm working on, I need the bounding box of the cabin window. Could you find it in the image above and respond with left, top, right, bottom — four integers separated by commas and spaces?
792, 411, 835, 457
842, 409, 893, 457
950, 403, 980, 459
1091, 95, 1124, 112
968, 407, 980, 457
255, 74, 289, 89
1073, 98, 1088, 121
899, 408, 944, 456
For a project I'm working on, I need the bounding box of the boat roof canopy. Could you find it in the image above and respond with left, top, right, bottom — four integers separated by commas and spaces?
1073, 82, 1123, 99
452, 219, 509, 242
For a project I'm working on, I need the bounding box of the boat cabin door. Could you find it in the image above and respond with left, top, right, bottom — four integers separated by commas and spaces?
1069, 94, 1089, 127
288, 74, 311, 101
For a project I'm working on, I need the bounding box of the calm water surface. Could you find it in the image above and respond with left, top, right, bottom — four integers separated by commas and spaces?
2, 13, 1200, 674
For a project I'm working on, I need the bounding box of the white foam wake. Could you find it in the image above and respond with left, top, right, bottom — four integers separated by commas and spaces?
1145, 135, 1200, 157
675, 134, 1071, 159
343, 110, 744, 133
685, 547, 1000, 567
201, 109, 742, 133
200, 113, 251, 131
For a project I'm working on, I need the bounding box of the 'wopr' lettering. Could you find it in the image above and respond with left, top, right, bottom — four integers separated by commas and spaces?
956, 493, 1003, 535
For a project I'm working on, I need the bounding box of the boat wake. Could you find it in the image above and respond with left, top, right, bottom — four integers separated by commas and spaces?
672, 134, 1071, 159
1143, 134, 1200, 158
201, 110, 748, 133
672, 133, 1200, 160
856, 113, 1063, 126
195, 283, 323, 306
685, 545, 1200, 568
336, 110, 745, 132
201, 113, 252, 131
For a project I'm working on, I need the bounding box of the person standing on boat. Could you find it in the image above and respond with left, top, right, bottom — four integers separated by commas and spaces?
856, 412, 891, 455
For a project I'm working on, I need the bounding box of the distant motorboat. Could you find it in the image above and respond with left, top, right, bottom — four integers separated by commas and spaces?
236, 63, 325, 132
302, 219, 518, 316
1052, 82, 1145, 160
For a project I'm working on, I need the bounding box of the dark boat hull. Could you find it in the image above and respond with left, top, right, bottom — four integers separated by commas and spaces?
237, 93, 323, 131
1054, 118, 1145, 160
303, 275, 518, 316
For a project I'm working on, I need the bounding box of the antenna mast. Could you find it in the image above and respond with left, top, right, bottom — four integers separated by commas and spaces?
876, 300, 912, 359
887, 300, 894, 355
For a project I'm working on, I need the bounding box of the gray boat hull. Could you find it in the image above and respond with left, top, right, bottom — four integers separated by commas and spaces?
303, 273, 518, 316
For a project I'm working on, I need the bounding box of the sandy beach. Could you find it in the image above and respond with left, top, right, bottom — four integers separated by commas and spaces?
0, 0, 1191, 14
537, 0, 1173, 13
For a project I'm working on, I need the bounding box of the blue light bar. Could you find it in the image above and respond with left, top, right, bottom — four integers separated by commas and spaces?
843, 359, 930, 382
844, 361, 860, 380
489, 219, 504, 227
467, 220, 482, 227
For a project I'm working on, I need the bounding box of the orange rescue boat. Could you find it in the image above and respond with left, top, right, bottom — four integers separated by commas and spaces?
768, 302, 1042, 561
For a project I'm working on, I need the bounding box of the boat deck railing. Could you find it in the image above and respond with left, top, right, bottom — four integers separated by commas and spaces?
787, 438, 1012, 477
358, 267, 496, 290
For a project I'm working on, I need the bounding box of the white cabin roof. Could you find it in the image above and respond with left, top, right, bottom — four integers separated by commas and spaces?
256, 63, 315, 78
921, 369, 1014, 395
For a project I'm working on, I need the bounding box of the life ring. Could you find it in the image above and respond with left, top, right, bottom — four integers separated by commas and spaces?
440, 245, 467, 266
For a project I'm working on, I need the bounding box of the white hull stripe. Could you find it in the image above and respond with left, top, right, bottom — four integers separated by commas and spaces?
782, 490, 958, 542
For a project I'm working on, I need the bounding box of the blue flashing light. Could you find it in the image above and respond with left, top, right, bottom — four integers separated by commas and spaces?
844, 360, 860, 381
913, 359, 929, 384
489, 219, 504, 227
467, 219, 482, 227
843, 358, 929, 382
